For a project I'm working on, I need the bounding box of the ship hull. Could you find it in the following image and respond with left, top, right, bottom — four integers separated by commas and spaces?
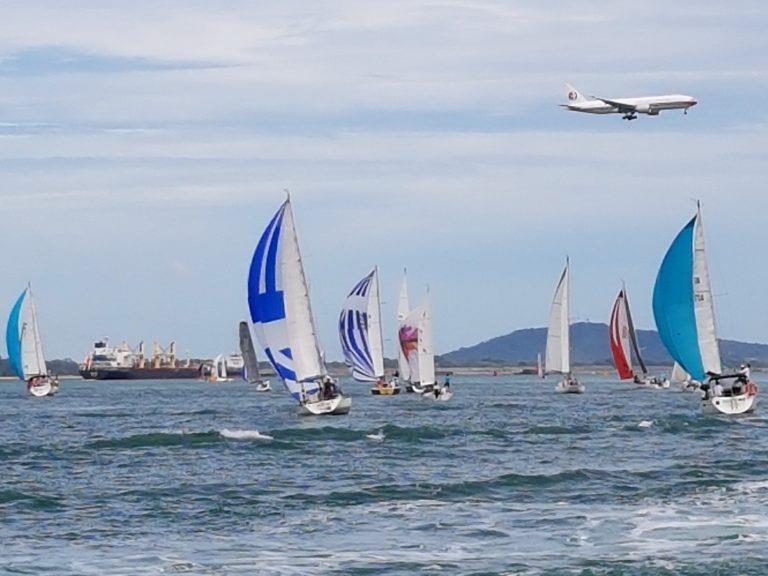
79, 367, 202, 380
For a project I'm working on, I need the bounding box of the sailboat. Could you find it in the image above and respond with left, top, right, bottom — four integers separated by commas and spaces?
536, 352, 544, 379
209, 354, 231, 382
653, 203, 757, 414
247, 197, 351, 416
6, 284, 59, 397
609, 287, 669, 388
395, 269, 412, 391
339, 268, 399, 395
399, 292, 452, 400
546, 259, 584, 394
239, 321, 271, 391
671, 361, 699, 391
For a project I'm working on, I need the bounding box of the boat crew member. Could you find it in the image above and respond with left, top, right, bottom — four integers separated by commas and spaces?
713, 380, 724, 397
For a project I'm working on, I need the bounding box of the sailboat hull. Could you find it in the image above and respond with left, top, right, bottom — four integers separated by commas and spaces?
28, 380, 52, 397
370, 385, 401, 396
555, 380, 585, 394
300, 395, 352, 415
702, 393, 757, 415
255, 380, 272, 392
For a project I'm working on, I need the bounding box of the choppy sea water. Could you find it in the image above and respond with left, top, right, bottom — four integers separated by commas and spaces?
2, 376, 768, 575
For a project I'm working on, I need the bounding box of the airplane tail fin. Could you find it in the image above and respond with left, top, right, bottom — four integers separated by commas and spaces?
564, 83, 589, 104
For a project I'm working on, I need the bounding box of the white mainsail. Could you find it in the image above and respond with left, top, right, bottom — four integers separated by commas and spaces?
419, 292, 435, 386
545, 260, 570, 375
692, 209, 722, 375
396, 270, 411, 381
21, 287, 48, 378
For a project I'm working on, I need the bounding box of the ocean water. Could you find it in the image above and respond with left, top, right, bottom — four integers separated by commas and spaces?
2, 376, 768, 575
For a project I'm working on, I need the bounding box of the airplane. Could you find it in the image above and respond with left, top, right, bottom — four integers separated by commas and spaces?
560, 83, 698, 120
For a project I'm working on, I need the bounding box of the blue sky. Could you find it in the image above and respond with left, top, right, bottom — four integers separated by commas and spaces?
1, 1, 767, 361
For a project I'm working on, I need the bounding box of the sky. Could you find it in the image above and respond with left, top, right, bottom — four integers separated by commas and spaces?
1, 0, 767, 361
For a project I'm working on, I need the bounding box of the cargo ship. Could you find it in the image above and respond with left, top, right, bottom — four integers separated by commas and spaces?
79, 339, 204, 380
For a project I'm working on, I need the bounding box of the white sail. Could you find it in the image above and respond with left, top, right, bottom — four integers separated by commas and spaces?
214, 354, 227, 379
419, 292, 435, 386
368, 268, 385, 378
692, 209, 722, 375
396, 270, 411, 381
339, 268, 385, 380
21, 287, 48, 378
537, 352, 544, 378
279, 202, 326, 382
545, 260, 570, 375
671, 362, 689, 383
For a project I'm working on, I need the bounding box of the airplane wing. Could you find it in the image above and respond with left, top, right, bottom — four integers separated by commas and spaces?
591, 96, 637, 113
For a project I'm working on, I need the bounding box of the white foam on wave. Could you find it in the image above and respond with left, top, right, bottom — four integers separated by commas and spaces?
366, 429, 386, 442
638, 420, 654, 428
220, 429, 274, 441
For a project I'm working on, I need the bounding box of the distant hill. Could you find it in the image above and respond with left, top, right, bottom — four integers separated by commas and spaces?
438, 322, 768, 367
0, 357, 81, 377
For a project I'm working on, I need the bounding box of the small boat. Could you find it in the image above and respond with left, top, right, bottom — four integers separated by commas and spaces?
653, 203, 757, 415
6, 284, 59, 397
209, 354, 232, 382
339, 267, 400, 396
239, 321, 271, 391
546, 259, 584, 394
247, 196, 350, 415
609, 285, 668, 389
536, 352, 544, 379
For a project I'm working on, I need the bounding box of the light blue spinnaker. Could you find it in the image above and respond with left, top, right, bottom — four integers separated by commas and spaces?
652, 208, 721, 381
6, 289, 27, 380
247, 199, 324, 401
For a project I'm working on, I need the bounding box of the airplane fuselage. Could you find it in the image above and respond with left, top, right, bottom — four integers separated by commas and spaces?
564, 94, 698, 116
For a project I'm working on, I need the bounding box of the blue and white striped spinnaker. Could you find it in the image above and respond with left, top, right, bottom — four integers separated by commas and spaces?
652, 205, 721, 381
339, 268, 385, 382
247, 199, 326, 400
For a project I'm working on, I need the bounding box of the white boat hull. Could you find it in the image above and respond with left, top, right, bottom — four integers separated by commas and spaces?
410, 383, 434, 394
300, 395, 352, 416
255, 380, 271, 392
703, 393, 757, 415
555, 380, 585, 394
28, 381, 52, 397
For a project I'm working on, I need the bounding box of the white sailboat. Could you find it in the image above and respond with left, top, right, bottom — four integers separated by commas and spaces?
239, 321, 271, 391
210, 353, 232, 382
395, 269, 411, 390
546, 259, 584, 394
247, 197, 350, 415
340, 268, 399, 395
5, 284, 59, 397
399, 291, 452, 401
670, 361, 698, 391
653, 203, 757, 414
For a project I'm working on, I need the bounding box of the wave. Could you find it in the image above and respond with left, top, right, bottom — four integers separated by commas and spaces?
220, 429, 274, 441
0, 489, 63, 510
86, 430, 222, 450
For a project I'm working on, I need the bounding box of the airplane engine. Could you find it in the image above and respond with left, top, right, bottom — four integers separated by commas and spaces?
635, 104, 658, 115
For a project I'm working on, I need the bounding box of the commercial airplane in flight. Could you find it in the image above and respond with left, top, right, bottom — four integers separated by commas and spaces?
561, 84, 698, 120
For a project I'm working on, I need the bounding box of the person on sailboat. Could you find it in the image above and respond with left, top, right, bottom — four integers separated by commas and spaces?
713, 380, 724, 397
